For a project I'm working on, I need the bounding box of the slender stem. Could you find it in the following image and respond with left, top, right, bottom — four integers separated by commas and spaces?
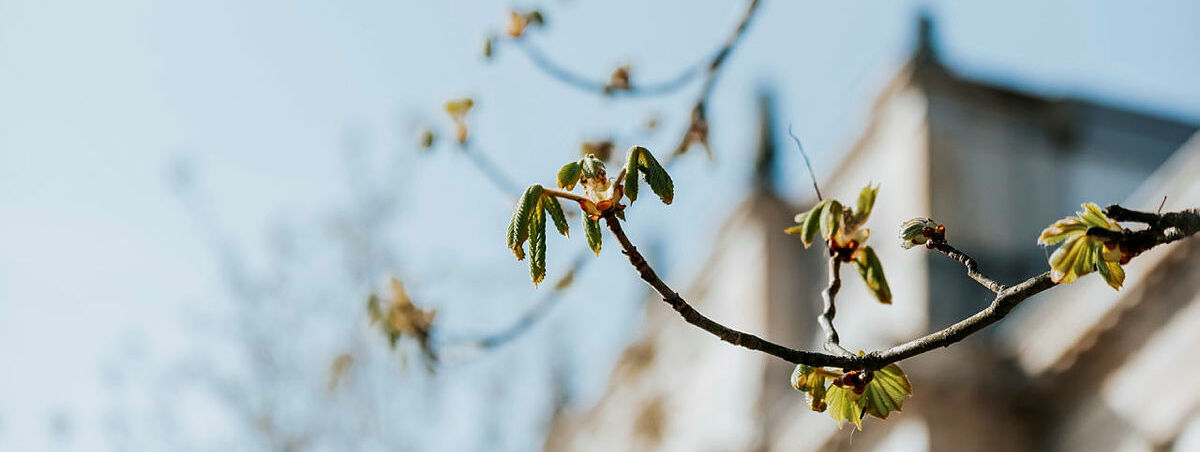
788, 123, 823, 202
513, 40, 704, 97
509, 0, 761, 99
602, 206, 1199, 371
927, 240, 1007, 293
541, 187, 589, 204
819, 258, 852, 356
673, 0, 762, 156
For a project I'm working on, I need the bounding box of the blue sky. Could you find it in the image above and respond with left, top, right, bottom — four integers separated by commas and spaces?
0, 0, 1197, 450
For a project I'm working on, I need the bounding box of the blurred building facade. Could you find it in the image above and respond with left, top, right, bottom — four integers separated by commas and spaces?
547, 16, 1200, 452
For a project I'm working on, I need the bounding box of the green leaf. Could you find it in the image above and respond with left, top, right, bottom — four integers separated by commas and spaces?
529, 201, 547, 285
899, 217, 939, 249
798, 200, 829, 248
853, 183, 878, 227
585, 217, 603, 255
1094, 245, 1125, 290
636, 146, 674, 205
1037, 217, 1087, 246
783, 225, 804, 236
623, 147, 640, 202
825, 384, 864, 430
580, 154, 606, 179
557, 161, 581, 190
542, 196, 569, 237
507, 184, 543, 260
623, 146, 674, 205
820, 200, 843, 241
860, 363, 911, 420
854, 246, 892, 304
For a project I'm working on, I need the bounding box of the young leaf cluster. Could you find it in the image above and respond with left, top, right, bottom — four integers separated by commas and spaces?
623, 145, 673, 205
786, 184, 891, 304
508, 146, 674, 285
899, 217, 944, 249
506, 185, 570, 284
1038, 203, 1127, 290
792, 361, 912, 430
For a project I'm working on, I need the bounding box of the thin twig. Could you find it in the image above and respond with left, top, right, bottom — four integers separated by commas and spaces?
672, 0, 762, 157
509, 0, 760, 98
603, 206, 1200, 370
513, 40, 704, 97
788, 124, 823, 202
927, 240, 1007, 293
819, 258, 852, 356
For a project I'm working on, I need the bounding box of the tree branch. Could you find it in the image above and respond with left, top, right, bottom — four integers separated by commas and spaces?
600, 211, 848, 367
513, 40, 703, 97
671, 0, 761, 158
818, 258, 853, 356
926, 240, 1007, 293
603, 206, 1200, 371
509, 0, 760, 99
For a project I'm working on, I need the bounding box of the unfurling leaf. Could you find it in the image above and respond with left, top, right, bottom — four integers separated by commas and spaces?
811, 362, 912, 430
825, 384, 864, 429
852, 183, 879, 228
580, 154, 606, 179
557, 161, 582, 190
623, 147, 640, 202
543, 196, 569, 237
791, 364, 828, 412
794, 200, 830, 248
507, 185, 543, 259
529, 201, 547, 284
854, 246, 892, 304
860, 364, 911, 420
1094, 245, 1126, 290
584, 217, 603, 255
623, 146, 673, 205
899, 217, 941, 249
820, 200, 844, 241
1039, 203, 1126, 290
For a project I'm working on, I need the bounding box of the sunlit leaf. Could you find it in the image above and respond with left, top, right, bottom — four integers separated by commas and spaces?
825, 384, 864, 430
507, 185, 543, 260
820, 200, 843, 241
623, 147, 640, 202
852, 183, 878, 227
585, 217, 603, 255
623, 146, 673, 205
799, 200, 829, 248
557, 161, 582, 190
860, 363, 911, 420
854, 246, 892, 304
1094, 245, 1125, 290
637, 146, 673, 205
529, 202, 547, 285
543, 196, 569, 237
